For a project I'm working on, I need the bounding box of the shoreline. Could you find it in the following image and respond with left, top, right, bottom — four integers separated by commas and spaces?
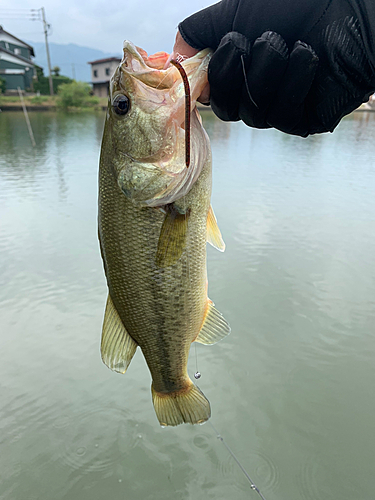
0, 103, 213, 112
0, 102, 374, 113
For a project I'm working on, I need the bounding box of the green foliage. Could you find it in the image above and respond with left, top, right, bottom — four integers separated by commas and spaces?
35, 65, 44, 79
0, 76, 6, 94
0, 96, 19, 103
52, 66, 61, 77
30, 95, 49, 104
34, 75, 73, 95
56, 81, 99, 109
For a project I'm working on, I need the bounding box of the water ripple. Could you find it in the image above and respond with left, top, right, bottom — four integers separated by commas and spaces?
249, 450, 280, 492
56, 406, 138, 472
296, 457, 322, 500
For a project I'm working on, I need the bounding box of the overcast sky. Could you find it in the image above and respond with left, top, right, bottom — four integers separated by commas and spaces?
0, 1, 215, 55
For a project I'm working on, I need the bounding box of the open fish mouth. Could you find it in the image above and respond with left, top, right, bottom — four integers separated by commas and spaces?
123, 42, 170, 71
119, 42, 174, 91
108, 42, 212, 207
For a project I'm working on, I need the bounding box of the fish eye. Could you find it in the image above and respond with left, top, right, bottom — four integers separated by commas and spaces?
112, 94, 130, 116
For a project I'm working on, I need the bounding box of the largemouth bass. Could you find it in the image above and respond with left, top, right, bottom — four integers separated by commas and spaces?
98, 41, 230, 426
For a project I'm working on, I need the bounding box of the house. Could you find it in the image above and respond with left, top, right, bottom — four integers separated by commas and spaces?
88, 57, 121, 97
0, 26, 36, 91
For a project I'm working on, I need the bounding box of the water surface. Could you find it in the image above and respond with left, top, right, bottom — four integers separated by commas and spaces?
1, 110, 374, 500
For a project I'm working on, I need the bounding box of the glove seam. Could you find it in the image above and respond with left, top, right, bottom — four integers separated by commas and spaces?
305, 0, 334, 37
231, 0, 243, 33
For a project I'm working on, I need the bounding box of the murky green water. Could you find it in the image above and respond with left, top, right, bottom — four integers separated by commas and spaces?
1, 110, 374, 500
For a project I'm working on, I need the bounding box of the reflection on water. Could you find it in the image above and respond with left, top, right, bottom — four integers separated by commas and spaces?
1, 110, 375, 500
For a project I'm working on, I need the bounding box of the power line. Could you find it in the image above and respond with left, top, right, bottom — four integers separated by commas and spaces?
0, 8, 40, 18
0, 7, 54, 95
0, 16, 39, 20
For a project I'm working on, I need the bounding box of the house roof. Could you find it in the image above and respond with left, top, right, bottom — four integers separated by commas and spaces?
87, 57, 121, 65
0, 26, 35, 57
0, 47, 35, 66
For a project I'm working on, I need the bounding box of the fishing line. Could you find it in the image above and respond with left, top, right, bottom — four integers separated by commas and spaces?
194, 343, 201, 379
241, 54, 259, 110
208, 421, 267, 500
156, 53, 187, 91
174, 53, 188, 64
169, 56, 199, 383
155, 71, 170, 91
168, 51, 264, 500
170, 52, 264, 500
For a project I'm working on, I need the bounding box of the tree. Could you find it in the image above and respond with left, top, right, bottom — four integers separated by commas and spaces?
0, 76, 6, 94
52, 66, 61, 77
56, 81, 99, 108
34, 74, 73, 95
35, 65, 44, 79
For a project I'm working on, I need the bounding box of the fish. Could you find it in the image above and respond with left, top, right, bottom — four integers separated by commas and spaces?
98, 41, 230, 426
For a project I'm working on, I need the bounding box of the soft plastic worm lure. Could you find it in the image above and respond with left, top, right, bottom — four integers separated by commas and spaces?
170, 59, 191, 168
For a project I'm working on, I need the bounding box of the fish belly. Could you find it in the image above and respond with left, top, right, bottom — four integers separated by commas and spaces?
99, 155, 211, 394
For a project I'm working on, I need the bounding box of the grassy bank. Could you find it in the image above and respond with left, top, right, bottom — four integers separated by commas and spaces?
1, 92, 371, 114
0, 96, 212, 112
0, 94, 108, 111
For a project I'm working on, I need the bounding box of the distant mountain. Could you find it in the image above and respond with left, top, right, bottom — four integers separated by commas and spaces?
25, 40, 121, 82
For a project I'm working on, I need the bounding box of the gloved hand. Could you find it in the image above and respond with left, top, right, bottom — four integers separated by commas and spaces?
175, 0, 375, 137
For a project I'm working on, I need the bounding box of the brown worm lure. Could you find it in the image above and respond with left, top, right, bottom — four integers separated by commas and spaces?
170, 59, 191, 169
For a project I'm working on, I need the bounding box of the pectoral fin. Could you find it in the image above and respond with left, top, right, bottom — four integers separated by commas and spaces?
207, 205, 225, 252
195, 299, 231, 345
101, 295, 138, 373
156, 204, 190, 268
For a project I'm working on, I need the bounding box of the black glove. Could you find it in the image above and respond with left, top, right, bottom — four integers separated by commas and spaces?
179, 0, 375, 137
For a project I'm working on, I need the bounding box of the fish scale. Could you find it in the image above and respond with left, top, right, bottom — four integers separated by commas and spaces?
100, 137, 209, 391
98, 42, 230, 426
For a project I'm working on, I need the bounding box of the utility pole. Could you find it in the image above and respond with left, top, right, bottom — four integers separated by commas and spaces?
40, 7, 53, 95
0, 7, 54, 94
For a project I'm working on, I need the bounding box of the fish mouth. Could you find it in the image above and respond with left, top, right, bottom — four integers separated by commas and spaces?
115, 42, 211, 168
120, 40, 211, 90
121, 41, 174, 90
112, 42, 212, 206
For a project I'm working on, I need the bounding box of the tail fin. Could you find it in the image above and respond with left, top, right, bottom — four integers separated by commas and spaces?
151, 381, 211, 427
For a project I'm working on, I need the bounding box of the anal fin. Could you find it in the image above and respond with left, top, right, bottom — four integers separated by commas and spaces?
101, 295, 137, 373
207, 205, 225, 252
195, 299, 231, 345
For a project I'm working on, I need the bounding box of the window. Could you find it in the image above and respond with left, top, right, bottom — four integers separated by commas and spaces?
93, 69, 98, 77
14, 48, 21, 55
105, 68, 110, 76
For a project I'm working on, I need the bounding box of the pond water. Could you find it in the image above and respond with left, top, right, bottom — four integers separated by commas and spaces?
1, 110, 374, 500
